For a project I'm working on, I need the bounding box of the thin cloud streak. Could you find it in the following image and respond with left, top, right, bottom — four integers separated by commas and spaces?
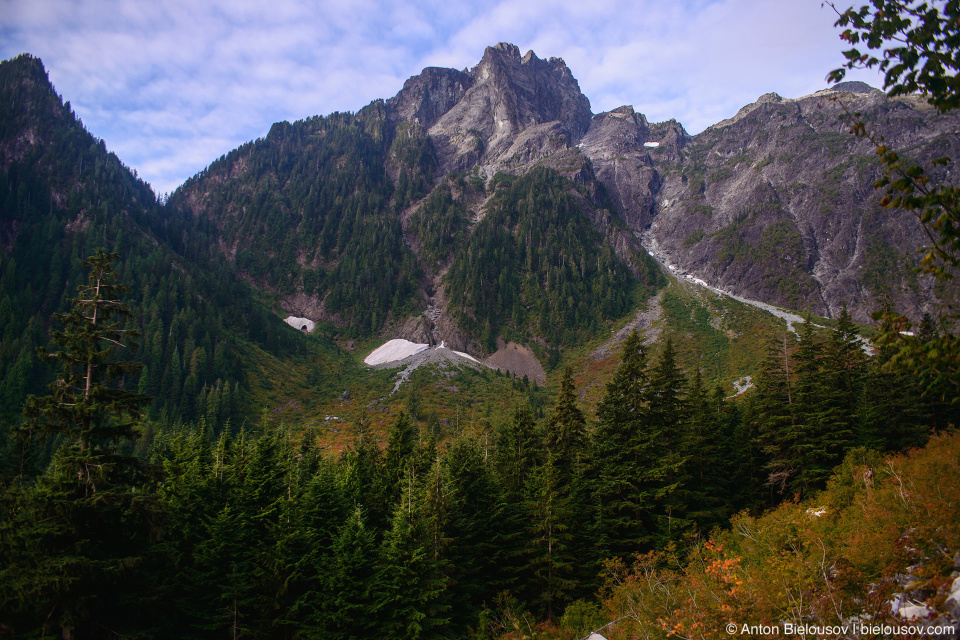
1, 0, 884, 195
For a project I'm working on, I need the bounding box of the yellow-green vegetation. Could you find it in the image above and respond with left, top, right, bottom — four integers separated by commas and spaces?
394, 363, 550, 436
232, 333, 395, 442
657, 281, 777, 387
595, 430, 960, 640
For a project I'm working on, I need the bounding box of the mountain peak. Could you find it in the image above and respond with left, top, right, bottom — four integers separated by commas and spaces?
830, 80, 877, 94
397, 43, 592, 172
490, 42, 521, 58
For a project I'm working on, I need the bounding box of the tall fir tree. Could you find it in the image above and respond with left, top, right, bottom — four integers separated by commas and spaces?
589, 330, 650, 562
524, 455, 576, 622
644, 338, 689, 544
680, 369, 731, 534
22, 249, 148, 451
751, 331, 800, 496
0, 250, 160, 639
544, 367, 587, 479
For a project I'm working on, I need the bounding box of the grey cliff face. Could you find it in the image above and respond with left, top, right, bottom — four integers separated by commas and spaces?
578, 107, 690, 232
404, 42, 593, 174
385, 67, 474, 130
178, 42, 960, 340
640, 89, 960, 321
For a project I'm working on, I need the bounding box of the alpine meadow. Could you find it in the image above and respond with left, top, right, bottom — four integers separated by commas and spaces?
2, 1, 960, 639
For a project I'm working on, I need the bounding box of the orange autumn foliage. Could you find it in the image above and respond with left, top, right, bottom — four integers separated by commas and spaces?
597, 431, 960, 640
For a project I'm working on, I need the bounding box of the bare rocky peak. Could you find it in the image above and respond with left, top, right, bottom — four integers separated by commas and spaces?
202, 42, 958, 330
381, 43, 957, 322
831, 80, 878, 94
385, 67, 474, 129
389, 42, 593, 173
576, 106, 691, 230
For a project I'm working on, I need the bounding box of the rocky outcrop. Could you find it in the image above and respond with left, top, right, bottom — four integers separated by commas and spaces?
179, 42, 960, 343
640, 88, 960, 321
412, 43, 593, 174
386, 67, 474, 130
483, 340, 546, 386
578, 106, 681, 231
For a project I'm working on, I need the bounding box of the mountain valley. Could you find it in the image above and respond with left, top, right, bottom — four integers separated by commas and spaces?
1, 43, 958, 433
3, 36, 960, 639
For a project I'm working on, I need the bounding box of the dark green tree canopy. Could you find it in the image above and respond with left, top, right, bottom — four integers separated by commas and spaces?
23, 249, 148, 451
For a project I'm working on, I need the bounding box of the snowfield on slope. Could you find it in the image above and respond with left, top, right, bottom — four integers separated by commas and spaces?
363, 339, 429, 365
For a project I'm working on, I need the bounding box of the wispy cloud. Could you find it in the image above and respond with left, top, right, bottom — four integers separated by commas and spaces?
1, 0, 882, 194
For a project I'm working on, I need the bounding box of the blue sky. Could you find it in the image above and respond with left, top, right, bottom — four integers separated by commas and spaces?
1, 0, 884, 196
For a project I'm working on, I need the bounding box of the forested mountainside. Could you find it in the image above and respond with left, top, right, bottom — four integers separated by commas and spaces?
2, 314, 957, 638
2, 44, 959, 436
166, 47, 662, 354
0, 54, 351, 462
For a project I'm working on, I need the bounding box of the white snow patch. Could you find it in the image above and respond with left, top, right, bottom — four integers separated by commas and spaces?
423, 340, 479, 363
643, 141, 660, 148
363, 339, 429, 366
284, 316, 315, 333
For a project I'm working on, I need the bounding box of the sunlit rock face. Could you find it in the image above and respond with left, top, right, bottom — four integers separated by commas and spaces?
417, 42, 593, 174
634, 88, 960, 322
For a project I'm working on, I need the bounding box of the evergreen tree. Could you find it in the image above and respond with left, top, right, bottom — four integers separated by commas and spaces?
22, 249, 148, 451
858, 336, 928, 451
0, 250, 161, 639
321, 507, 380, 639
444, 436, 514, 633
751, 331, 800, 496
814, 306, 861, 457
787, 317, 831, 494
524, 456, 576, 622
343, 412, 387, 530
589, 330, 650, 562
644, 339, 689, 544
543, 366, 595, 595
544, 367, 586, 479
493, 406, 542, 500
376, 466, 451, 640
680, 369, 731, 534
384, 411, 418, 500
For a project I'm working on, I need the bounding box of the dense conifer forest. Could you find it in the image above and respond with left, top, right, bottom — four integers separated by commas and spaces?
1, 247, 956, 637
